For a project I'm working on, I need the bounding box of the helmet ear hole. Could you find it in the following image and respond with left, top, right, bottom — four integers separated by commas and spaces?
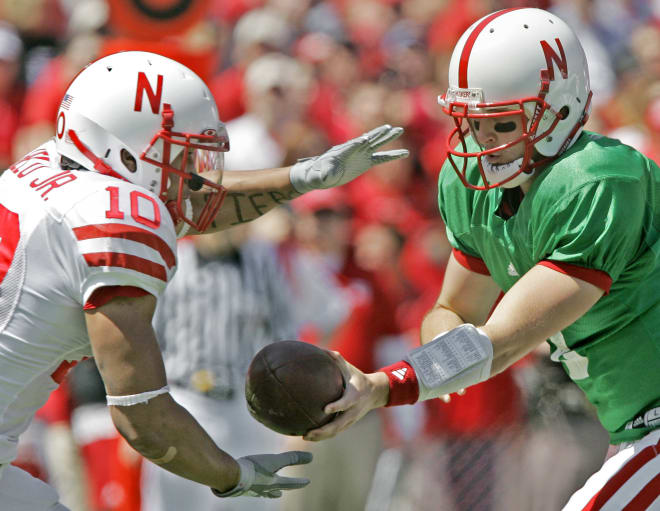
120, 149, 137, 173
559, 106, 570, 120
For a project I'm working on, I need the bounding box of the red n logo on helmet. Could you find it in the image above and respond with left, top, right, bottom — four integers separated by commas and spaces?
540, 38, 568, 81
134, 72, 164, 114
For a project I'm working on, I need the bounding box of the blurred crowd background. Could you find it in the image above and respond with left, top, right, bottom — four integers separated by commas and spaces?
1, 0, 659, 510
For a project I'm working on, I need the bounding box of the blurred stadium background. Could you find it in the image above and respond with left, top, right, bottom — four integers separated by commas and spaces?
1, 0, 658, 510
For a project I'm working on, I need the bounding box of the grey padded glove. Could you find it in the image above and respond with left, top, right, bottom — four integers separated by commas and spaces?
212, 451, 313, 498
289, 124, 409, 193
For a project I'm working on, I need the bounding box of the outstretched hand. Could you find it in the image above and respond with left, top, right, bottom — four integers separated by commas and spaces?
302, 351, 465, 441
289, 125, 409, 194
212, 451, 313, 498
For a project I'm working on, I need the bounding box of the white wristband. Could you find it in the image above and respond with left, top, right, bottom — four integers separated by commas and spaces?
212, 457, 255, 497
106, 385, 170, 406
405, 324, 493, 401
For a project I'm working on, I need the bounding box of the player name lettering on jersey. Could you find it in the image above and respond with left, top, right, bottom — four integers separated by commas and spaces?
8, 149, 77, 202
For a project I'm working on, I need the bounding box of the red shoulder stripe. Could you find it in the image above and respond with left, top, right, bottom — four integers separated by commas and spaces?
74, 224, 175, 268
452, 247, 490, 275
538, 261, 612, 294
83, 252, 167, 281
83, 285, 151, 310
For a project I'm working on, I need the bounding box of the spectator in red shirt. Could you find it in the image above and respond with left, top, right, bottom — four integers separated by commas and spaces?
13, 30, 103, 159
209, 7, 294, 123
0, 22, 24, 170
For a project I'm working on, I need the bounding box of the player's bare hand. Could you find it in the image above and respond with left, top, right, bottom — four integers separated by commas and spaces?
303, 351, 388, 442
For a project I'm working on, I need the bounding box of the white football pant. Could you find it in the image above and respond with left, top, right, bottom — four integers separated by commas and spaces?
563, 429, 660, 510
0, 463, 70, 511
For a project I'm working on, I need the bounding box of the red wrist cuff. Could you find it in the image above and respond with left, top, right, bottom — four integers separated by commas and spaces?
378, 360, 419, 407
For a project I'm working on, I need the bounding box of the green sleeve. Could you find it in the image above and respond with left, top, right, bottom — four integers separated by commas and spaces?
537, 178, 645, 282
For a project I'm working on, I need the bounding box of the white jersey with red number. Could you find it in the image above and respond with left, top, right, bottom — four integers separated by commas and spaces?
0, 140, 177, 464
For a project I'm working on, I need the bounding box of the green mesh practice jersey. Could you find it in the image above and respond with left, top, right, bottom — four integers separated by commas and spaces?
438, 131, 660, 444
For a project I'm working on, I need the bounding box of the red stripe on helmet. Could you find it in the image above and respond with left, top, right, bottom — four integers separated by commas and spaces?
458, 8, 524, 89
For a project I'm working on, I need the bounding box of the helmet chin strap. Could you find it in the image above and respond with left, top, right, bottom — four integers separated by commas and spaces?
176, 198, 193, 239
165, 197, 194, 238
482, 156, 535, 189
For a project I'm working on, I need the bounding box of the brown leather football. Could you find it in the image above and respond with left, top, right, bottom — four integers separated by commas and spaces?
245, 340, 345, 436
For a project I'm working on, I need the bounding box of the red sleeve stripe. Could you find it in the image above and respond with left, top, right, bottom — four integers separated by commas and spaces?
538, 261, 612, 294
83, 252, 167, 282
452, 247, 490, 275
83, 285, 151, 310
73, 224, 175, 268
378, 360, 419, 407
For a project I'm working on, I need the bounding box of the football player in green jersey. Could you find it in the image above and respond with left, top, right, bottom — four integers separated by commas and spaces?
304, 7, 660, 510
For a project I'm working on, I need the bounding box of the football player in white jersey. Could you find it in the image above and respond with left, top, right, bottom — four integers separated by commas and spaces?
0, 50, 408, 510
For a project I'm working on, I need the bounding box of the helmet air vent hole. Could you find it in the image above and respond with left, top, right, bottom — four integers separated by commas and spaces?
524, 24, 529, 29
489, 28, 494, 33
106, 66, 112, 72
104, 149, 111, 158
547, 136, 553, 142
559, 106, 570, 119
576, 97, 582, 103
549, 19, 554, 24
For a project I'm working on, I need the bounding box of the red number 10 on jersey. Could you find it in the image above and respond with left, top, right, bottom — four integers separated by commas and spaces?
105, 186, 161, 229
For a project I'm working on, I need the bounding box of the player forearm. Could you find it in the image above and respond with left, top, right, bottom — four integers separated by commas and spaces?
420, 304, 465, 344
420, 254, 501, 344
87, 296, 240, 492
478, 322, 543, 376
110, 395, 240, 492
195, 167, 299, 233
196, 125, 408, 234
479, 269, 604, 376
421, 308, 529, 381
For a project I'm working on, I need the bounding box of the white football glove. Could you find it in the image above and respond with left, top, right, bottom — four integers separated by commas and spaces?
212, 451, 313, 498
289, 124, 409, 193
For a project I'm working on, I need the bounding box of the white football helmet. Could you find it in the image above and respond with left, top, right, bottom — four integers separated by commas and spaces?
55, 51, 229, 231
438, 8, 592, 190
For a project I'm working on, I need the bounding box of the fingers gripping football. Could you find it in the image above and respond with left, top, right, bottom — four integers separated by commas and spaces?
303, 351, 384, 442
289, 125, 409, 193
